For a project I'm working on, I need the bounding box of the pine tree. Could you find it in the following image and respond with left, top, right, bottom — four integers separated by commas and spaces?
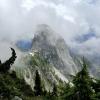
62, 83, 74, 100
34, 70, 42, 96
92, 79, 100, 99
72, 58, 93, 100
52, 83, 57, 96
0, 48, 17, 73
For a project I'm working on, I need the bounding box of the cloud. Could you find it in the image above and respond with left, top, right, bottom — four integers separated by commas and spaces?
74, 28, 96, 43
0, 0, 100, 61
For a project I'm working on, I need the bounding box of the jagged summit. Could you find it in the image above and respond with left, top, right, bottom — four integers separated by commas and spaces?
15, 24, 80, 90
31, 24, 78, 76
33, 24, 60, 46
36, 24, 56, 36
36, 24, 52, 33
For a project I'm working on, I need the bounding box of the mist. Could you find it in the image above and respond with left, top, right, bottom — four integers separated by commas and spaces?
0, 0, 100, 61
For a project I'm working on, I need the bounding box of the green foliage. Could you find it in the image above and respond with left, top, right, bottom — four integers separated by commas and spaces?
60, 83, 74, 100
0, 48, 100, 100
0, 48, 17, 73
52, 83, 58, 96
0, 71, 34, 100
34, 70, 43, 96
31, 52, 48, 68
61, 58, 100, 100
72, 59, 93, 100
91, 79, 100, 100
0, 48, 34, 99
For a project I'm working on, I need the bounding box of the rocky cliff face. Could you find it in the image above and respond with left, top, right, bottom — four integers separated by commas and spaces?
15, 24, 81, 90
31, 24, 79, 76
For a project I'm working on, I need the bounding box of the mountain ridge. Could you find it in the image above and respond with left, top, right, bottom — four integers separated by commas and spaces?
14, 24, 83, 90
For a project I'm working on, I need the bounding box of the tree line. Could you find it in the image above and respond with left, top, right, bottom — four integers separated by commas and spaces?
33, 58, 100, 100
0, 48, 99, 100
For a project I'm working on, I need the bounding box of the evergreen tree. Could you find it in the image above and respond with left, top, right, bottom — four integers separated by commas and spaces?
92, 79, 100, 99
34, 70, 42, 96
72, 58, 93, 100
52, 83, 57, 96
0, 48, 17, 73
62, 83, 74, 100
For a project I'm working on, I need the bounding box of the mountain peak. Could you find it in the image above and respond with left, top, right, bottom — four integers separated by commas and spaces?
15, 24, 81, 90
33, 24, 60, 47
37, 24, 51, 32
31, 24, 78, 76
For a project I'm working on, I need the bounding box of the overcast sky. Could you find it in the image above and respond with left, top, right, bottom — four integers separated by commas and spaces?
0, 0, 100, 61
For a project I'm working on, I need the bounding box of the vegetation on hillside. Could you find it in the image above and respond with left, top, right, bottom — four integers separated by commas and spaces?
0, 48, 100, 100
